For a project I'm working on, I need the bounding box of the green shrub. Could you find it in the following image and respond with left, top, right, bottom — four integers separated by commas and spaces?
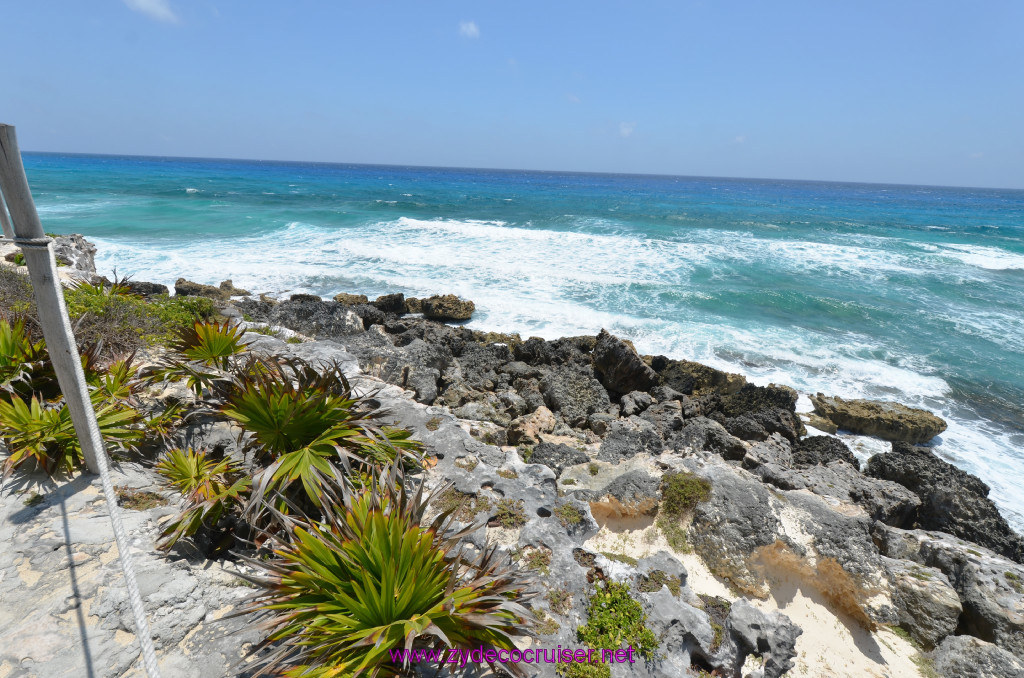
521, 547, 552, 574
661, 471, 712, 517
497, 468, 518, 479
241, 470, 535, 677
434, 487, 491, 523
547, 587, 572, 615
588, 462, 600, 476
601, 552, 638, 567
555, 503, 584, 528
638, 570, 681, 596
565, 581, 659, 678
494, 498, 527, 528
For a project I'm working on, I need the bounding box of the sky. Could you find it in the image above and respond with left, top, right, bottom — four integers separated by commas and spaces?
4, 1, 1023, 188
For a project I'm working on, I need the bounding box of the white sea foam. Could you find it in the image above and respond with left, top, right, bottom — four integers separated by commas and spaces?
941, 243, 1024, 271
185, 188, 200, 194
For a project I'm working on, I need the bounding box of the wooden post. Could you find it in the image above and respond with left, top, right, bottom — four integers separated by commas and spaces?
0, 124, 102, 474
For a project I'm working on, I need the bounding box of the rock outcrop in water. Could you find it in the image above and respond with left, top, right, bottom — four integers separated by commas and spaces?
810, 393, 948, 444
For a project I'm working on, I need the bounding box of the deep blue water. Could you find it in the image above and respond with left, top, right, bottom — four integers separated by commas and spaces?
21, 152, 1024, 529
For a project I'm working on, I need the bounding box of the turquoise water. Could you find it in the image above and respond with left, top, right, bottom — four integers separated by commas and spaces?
21, 152, 1024, 530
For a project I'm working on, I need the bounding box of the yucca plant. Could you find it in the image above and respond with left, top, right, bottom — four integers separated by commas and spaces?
222, 358, 422, 516
169, 320, 248, 370
0, 391, 143, 478
155, 447, 251, 551
0, 317, 59, 399
68, 274, 136, 298
239, 468, 536, 677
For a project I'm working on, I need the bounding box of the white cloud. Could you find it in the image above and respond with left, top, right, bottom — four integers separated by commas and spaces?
459, 21, 480, 38
734, 135, 746, 144
123, 0, 178, 23
970, 152, 984, 159
619, 122, 636, 138
566, 93, 580, 104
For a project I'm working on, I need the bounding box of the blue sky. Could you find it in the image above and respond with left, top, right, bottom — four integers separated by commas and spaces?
4, 1, 1023, 187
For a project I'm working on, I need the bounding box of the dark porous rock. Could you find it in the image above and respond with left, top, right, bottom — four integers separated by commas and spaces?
539, 364, 611, 427
726, 600, 802, 678
592, 329, 658, 396
349, 303, 387, 328
597, 416, 663, 462
639, 399, 685, 439
289, 293, 321, 303
512, 377, 546, 412
237, 297, 364, 339
810, 393, 947, 444
333, 292, 368, 305
866, 442, 1024, 563
455, 342, 514, 391
719, 384, 803, 442
404, 296, 422, 313
930, 635, 1024, 678
528, 442, 589, 477
882, 556, 961, 649
793, 435, 859, 469
667, 417, 746, 460
174, 277, 224, 299
372, 292, 406, 314
453, 393, 512, 427
646, 354, 747, 395
514, 336, 591, 367
620, 390, 654, 417
586, 412, 617, 436
421, 294, 475, 321
124, 280, 169, 296
721, 414, 770, 441
873, 523, 1024, 657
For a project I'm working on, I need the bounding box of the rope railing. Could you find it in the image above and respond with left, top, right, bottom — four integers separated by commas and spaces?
0, 123, 163, 678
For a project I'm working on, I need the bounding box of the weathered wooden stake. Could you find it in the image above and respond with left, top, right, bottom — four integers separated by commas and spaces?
0, 123, 101, 474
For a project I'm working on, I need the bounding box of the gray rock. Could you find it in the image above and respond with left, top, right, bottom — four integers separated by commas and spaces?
793, 435, 859, 469
540, 365, 611, 427
882, 556, 961, 649
668, 417, 746, 460
620, 390, 654, 417
930, 635, 1024, 678
529, 442, 590, 477
638, 400, 685, 439
598, 416, 663, 462
726, 600, 802, 678
873, 523, 1024, 657
52, 233, 97, 278
592, 329, 659, 396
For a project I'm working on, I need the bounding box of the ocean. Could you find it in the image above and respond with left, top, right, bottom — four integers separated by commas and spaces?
21, 152, 1024, 531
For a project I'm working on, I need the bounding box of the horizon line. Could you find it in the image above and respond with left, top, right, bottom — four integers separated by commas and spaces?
23, 149, 1024, 193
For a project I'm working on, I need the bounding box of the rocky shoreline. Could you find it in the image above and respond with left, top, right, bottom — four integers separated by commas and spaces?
3, 244, 1024, 677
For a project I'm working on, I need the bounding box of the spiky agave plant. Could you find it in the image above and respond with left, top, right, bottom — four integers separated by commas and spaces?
222, 357, 422, 517
154, 447, 251, 551
0, 317, 59, 399
0, 390, 143, 478
169, 320, 248, 370
239, 468, 536, 678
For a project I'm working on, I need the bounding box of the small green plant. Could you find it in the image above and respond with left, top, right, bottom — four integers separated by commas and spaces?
657, 471, 711, 554
115, 487, 168, 511
497, 468, 518, 479
521, 547, 552, 574
454, 456, 479, 471
55, 256, 71, 267
424, 416, 443, 431
519, 445, 534, 462
601, 552, 639, 567
536, 611, 561, 635
240, 469, 536, 678
169, 320, 247, 370
434, 488, 491, 523
23, 492, 45, 507
555, 503, 584, 528
494, 498, 527, 529
562, 478, 577, 486
285, 336, 303, 344
12, 252, 25, 266
638, 570, 681, 596
698, 595, 732, 652
588, 462, 600, 476
1005, 571, 1024, 594
547, 587, 572, 615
